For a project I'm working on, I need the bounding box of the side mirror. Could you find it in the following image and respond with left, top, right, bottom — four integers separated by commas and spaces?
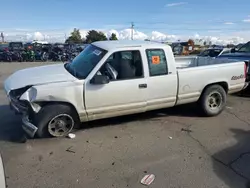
90, 75, 110, 85
231, 48, 236, 53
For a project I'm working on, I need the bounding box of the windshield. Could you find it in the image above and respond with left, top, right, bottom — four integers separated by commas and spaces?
65, 44, 107, 79
238, 42, 250, 53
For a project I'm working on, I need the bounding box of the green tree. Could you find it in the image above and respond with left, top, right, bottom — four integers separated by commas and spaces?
65, 28, 82, 44
85, 30, 107, 44
109, 33, 118, 40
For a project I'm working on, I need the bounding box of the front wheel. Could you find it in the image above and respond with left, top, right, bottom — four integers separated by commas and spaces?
34, 104, 79, 138
199, 85, 227, 117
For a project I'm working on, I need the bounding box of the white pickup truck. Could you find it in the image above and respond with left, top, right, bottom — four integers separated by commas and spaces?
4, 41, 249, 138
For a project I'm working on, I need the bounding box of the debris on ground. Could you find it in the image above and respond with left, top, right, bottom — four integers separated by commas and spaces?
181, 128, 192, 133
67, 133, 76, 139
226, 106, 233, 109
168, 136, 173, 140
112, 162, 115, 166
114, 136, 118, 139
38, 155, 43, 162
141, 174, 155, 186
66, 146, 76, 153
26, 144, 32, 151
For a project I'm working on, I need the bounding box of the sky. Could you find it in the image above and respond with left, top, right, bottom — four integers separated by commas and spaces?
1, 0, 250, 44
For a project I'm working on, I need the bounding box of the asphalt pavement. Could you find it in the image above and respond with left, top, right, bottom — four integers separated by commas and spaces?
0, 62, 250, 188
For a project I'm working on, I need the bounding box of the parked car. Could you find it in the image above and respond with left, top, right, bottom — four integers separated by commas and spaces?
217, 42, 250, 83
0, 44, 9, 61
198, 48, 231, 58
4, 41, 249, 138
8, 42, 23, 51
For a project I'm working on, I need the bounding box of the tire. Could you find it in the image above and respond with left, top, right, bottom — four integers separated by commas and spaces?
42, 53, 48, 62
33, 104, 79, 138
30, 57, 35, 62
199, 85, 227, 117
61, 56, 66, 62
7, 56, 12, 62
18, 56, 23, 62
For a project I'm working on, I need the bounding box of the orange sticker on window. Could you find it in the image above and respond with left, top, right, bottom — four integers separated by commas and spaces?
152, 56, 160, 64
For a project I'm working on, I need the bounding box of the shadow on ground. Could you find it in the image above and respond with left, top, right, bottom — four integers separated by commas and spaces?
0, 105, 26, 143
0, 102, 202, 142
213, 129, 250, 188
232, 89, 250, 98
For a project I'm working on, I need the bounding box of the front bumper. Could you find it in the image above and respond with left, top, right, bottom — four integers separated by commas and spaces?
9, 100, 38, 138
22, 116, 38, 138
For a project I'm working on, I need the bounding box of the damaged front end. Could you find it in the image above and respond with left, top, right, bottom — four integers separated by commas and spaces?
7, 86, 40, 138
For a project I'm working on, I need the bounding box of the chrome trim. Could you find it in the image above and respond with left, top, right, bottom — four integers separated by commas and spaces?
22, 116, 38, 138
243, 82, 249, 90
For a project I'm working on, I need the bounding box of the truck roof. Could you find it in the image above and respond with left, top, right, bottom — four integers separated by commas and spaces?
92, 40, 169, 51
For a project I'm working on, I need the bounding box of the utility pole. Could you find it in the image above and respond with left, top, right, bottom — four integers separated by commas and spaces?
131, 22, 134, 40
0, 32, 4, 43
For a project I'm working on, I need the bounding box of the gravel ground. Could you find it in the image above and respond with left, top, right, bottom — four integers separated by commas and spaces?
0, 62, 250, 188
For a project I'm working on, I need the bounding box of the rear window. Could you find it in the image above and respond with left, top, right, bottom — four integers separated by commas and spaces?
146, 49, 168, 76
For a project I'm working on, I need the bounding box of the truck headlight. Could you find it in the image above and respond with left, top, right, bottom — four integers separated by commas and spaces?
20, 87, 37, 102
28, 87, 37, 102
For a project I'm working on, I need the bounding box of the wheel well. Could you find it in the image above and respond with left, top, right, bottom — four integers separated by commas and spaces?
201, 82, 228, 96
37, 101, 80, 121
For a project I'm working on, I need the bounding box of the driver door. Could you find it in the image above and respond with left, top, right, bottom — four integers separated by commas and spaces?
84, 50, 147, 121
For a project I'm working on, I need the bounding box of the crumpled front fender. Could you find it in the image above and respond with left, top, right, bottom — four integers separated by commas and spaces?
20, 87, 41, 113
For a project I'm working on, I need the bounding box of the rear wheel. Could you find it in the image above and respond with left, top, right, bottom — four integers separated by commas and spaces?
199, 85, 227, 116
34, 104, 79, 138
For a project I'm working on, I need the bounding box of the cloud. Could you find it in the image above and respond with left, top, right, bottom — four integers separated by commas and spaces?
242, 19, 250, 23
224, 22, 234, 25
193, 35, 245, 46
2, 28, 249, 45
165, 2, 187, 7
150, 31, 178, 41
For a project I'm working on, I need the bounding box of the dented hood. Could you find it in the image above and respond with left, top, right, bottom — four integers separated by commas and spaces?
4, 64, 77, 91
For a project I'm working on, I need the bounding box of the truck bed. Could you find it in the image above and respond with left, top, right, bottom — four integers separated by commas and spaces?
176, 56, 241, 69
175, 61, 246, 105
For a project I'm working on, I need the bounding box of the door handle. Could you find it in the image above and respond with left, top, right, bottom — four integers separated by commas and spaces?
139, 84, 147, 89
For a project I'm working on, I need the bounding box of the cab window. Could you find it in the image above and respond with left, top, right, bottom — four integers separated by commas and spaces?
98, 50, 144, 81
146, 49, 168, 76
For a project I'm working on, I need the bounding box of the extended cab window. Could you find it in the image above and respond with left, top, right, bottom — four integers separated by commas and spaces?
98, 50, 143, 80
146, 49, 168, 76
